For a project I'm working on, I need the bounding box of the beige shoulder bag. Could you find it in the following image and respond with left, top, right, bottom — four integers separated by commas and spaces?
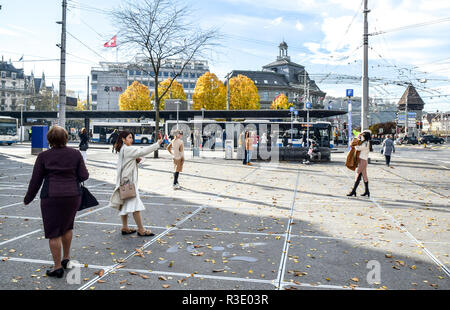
119, 148, 136, 200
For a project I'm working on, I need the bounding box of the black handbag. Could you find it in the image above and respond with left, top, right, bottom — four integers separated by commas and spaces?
79, 183, 99, 211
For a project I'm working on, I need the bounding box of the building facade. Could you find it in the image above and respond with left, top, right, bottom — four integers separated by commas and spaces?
228, 42, 326, 110
0, 59, 26, 111
0, 58, 55, 111
91, 58, 209, 111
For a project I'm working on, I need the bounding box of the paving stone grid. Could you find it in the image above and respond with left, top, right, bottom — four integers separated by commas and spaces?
0, 144, 449, 290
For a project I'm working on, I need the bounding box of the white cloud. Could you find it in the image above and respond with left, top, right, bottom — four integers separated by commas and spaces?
264, 17, 283, 28
0, 27, 19, 37
295, 21, 304, 31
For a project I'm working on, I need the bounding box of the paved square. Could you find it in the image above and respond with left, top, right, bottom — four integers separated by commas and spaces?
0, 143, 449, 290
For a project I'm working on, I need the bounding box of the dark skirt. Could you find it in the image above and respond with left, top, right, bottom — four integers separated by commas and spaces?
40, 196, 81, 239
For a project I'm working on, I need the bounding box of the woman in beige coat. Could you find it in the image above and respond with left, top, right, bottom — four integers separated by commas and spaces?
167, 130, 185, 189
109, 131, 162, 236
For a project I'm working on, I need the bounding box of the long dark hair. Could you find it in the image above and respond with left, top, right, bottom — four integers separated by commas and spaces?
113, 131, 132, 153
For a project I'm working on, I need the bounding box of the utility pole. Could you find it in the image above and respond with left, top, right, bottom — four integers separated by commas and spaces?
361, 0, 370, 130
57, 0, 67, 128
86, 75, 90, 110
303, 69, 307, 110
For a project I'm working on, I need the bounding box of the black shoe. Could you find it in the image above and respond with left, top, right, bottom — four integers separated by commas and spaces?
347, 173, 362, 197
46, 268, 64, 278
61, 259, 70, 269
361, 181, 370, 197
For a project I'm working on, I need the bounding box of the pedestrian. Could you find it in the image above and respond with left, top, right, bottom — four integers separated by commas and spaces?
347, 130, 371, 197
382, 134, 395, 167
78, 128, 89, 163
110, 129, 119, 151
222, 129, 226, 148
241, 131, 247, 165
167, 130, 185, 190
245, 131, 253, 166
307, 140, 321, 163
282, 132, 289, 147
23, 126, 89, 278
109, 131, 162, 236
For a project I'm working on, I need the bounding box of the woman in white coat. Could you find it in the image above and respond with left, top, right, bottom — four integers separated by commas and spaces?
109, 131, 162, 236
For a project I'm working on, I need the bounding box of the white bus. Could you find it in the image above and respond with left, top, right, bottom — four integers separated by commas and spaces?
0, 116, 19, 145
90, 121, 156, 144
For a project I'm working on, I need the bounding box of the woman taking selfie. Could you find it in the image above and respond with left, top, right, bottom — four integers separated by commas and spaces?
347, 130, 372, 197
109, 131, 162, 236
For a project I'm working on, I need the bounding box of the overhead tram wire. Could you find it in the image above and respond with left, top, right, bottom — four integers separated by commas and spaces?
369, 17, 450, 36
66, 31, 108, 61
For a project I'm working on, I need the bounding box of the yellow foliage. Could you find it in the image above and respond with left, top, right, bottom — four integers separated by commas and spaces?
76, 99, 88, 111
228, 74, 260, 110
192, 72, 226, 110
119, 81, 152, 111
151, 78, 186, 110
270, 93, 293, 110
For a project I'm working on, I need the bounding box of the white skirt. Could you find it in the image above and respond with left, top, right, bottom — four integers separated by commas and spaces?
118, 189, 146, 216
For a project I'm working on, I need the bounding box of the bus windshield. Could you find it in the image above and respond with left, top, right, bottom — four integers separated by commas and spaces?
0, 120, 17, 136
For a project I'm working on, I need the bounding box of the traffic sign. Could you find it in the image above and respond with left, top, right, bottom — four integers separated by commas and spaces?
294, 110, 298, 116
346, 89, 354, 97
290, 106, 295, 112
306, 102, 311, 109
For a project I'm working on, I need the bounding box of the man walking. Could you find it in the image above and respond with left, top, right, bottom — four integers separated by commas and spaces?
167, 130, 185, 189
382, 134, 395, 167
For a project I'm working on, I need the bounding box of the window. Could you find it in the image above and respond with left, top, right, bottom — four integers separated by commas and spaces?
135, 70, 141, 76
274, 80, 278, 84
183, 83, 189, 89
190, 83, 195, 89
1, 81, 5, 88
170, 72, 175, 77
164, 72, 169, 77
190, 73, 196, 78
264, 80, 268, 84
149, 81, 155, 87
92, 84, 97, 90
92, 74, 97, 81
128, 70, 134, 75
264, 92, 269, 100
12, 73, 16, 80
92, 94, 97, 101
184, 72, 189, 78
254, 80, 258, 84
158, 71, 162, 77
0, 72, 5, 79
12, 82, 16, 89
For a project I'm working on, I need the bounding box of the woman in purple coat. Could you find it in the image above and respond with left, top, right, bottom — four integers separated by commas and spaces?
24, 126, 89, 278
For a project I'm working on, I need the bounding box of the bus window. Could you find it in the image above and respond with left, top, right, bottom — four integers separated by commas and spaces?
142, 126, 153, 135
93, 126, 100, 134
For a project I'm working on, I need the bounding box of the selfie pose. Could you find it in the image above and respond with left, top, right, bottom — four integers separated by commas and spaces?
109, 131, 162, 236
346, 130, 372, 197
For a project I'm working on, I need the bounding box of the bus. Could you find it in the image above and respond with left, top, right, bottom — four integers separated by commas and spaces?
164, 119, 332, 149
0, 116, 19, 145
90, 121, 156, 144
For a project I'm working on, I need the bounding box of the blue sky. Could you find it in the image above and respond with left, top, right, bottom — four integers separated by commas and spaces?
1, 0, 450, 112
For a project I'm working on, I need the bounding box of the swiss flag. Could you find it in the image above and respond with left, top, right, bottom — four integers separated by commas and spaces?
104, 35, 117, 47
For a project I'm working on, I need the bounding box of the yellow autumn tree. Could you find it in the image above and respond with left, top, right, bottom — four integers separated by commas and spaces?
270, 93, 293, 110
150, 78, 186, 110
119, 81, 152, 110
75, 98, 88, 111
193, 72, 226, 110
228, 74, 260, 110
